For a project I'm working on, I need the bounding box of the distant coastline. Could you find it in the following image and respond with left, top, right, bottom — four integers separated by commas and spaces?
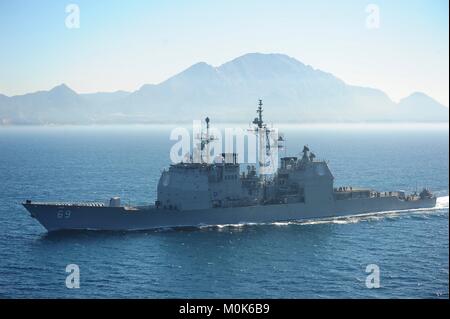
1, 54, 448, 126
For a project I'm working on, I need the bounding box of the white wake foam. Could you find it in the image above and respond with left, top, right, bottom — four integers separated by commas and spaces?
436, 195, 449, 209
293, 197, 449, 226
199, 195, 449, 229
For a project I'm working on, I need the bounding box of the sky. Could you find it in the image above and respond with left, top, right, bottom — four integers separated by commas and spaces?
0, 0, 448, 106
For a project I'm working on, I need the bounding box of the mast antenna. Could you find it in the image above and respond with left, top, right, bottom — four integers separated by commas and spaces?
249, 99, 268, 179
197, 117, 216, 164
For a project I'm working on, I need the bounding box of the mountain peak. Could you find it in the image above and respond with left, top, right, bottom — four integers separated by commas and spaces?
49, 83, 77, 95
400, 91, 443, 105
217, 52, 319, 81
220, 52, 307, 68
396, 91, 448, 121
409, 91, 427, 96
182, 61, 215, 74
163, 61, 217, 85
226, 52, 299, 63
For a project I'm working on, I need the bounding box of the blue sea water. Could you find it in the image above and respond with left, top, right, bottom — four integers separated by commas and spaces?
0, 124, 448, 298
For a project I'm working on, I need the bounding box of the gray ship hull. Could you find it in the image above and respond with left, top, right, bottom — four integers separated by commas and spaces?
23, 196, 437, 232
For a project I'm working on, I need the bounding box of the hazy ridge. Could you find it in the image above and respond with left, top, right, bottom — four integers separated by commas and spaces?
0, 53, 448, 125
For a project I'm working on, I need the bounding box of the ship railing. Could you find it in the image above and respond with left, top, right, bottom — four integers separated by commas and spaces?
26, 201, 106, 207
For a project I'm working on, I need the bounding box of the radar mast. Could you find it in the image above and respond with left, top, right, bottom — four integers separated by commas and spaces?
248, 99, 281, 180
196, 117, 216, 164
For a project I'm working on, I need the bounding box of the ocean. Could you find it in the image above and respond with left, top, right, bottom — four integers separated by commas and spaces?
0, 124, 448, 298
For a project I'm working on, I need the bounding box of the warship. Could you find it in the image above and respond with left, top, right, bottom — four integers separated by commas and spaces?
23, 101, 436, 232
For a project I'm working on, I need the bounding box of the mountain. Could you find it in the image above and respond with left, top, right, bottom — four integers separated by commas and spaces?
393, 92, 449, 122
0, 84, 91, 124
0, 53, 448, 124
116, 53, 399, 123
